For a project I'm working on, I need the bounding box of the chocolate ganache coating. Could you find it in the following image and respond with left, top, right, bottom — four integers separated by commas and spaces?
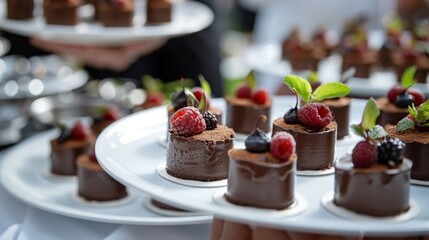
50, 138, 90, 175
43, 0, 79, 26
272, 118, 336, 170
225, 149, 296, 209
77, 155, 128, 201
375, 98, 408, 127
225, 97, 271, 134
7, 0, 34, 20
322, 97, 351, 139
334, 155, 412, 217
166, 125, 235, 181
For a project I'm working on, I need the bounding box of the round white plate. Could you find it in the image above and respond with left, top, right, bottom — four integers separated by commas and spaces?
143, 198, 210, 217
411, 179, 429, 187
0, 1, 214, 45
97, 97, 429, 235
0, 36, 10, 57
296, 167, 335, 176
0, 130, 212, 225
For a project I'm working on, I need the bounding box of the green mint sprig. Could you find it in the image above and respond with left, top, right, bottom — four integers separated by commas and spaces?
283, 75, 351, 104
198, 75, 212, 97
351, 98, 387, 140
397, 99, 429, 132
400, 66, 416, 89
244, 70, 257, 89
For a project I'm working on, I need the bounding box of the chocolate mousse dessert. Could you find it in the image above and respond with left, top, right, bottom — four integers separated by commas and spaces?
392, 49, 429, 84
43, 0, 80, 25
226, 120, 296, 210
98, 0, 134, 27
146, 0, 172, 25
77, 141, 128, 201
91, 106, 121, 136
7, 0, 34, 20
50, 121, 93, 175
379, 17, 403, 68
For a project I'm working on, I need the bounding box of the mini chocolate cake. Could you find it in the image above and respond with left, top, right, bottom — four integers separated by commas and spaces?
386, 125, 429, 181
146, 0, 172, 25
272, 119, 337, 170
226, 150, 296, 210
322, 97, 351, 139
7, 0, 34, 20
392, 50, 429, 84
166, 125, 235, 181
91, 107, 121, 136
50, 138, 91, 175
167, 104, 222, 125
287, 46, 326, 71
375, 97, 408, 127
341, 49, 378, 78
334, 155, 412, 217
98, 0, 134, 27
43, 0, 80, 26
282, 29, 300, 58
225, 96, 271, 134
77, 154, 127, 201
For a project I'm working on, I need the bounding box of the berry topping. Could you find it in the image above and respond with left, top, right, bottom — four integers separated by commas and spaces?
270, 132, 296, 162
71, 121, 90, 140
407, 88, 425, 107
395, 93, 414, 108
352, 141, 378, 168
143, 92, 164, 109
203, 111, 217, 130
397, 99, 429, 132
245, 115, 270, 153
191, 87, 204, 102
387, 85, 404, 103
170, 107, 206, 136
103, 106, 120, 121
377, 138, 405, 167
235, 84, 252, 99
88, 141, 97, 162
298, 103, 332, 131
283, 89, 299, 124
251, 88, 268, 105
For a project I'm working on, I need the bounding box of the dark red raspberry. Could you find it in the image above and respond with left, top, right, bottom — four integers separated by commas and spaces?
71, 121, 90, 140
298, 103, 332, 130
387, 85, 404, 103
191, 87, 211, 108
104, 107, 120, 121
170, 107, 206, 136
143, 92, 164, 109
235, 84, 252, 99
270, 132, 296, 162
407, 88, 425, 107
251, 88, 268, 105
351, 141, 378, 168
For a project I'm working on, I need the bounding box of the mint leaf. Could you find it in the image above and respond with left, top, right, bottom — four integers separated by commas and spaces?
416, 104, 429, 123
185, 89, 198, 108
312, 82, 351, 102
284, 75, 312, 102
368, 125, 388, 139
307, 71, 319, 83
401, 66, 416, 89
361, 98, 380, 130
198, 75, 212, 97
408, 105, 418, 120
351, 124, 365, 138
244, 71, 256, 89
197, 92, 207, 113
396, 117, 415, 132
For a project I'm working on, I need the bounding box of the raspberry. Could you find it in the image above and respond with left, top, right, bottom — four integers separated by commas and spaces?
203, 111, 217, 130
387, 85, 404, 103
143, 92, 164, 109
71, 121, 90, 140
351, 141, 378, 168
170, 107, 206, 136
270, 132, 296, 162
251, 88, 268, 105
377, 138, 405, 167
104, 106, 120, 121
191, 87, 211, 108
407, 88, 425, 107
235, 84, 252, 99
298, 103, 332, 130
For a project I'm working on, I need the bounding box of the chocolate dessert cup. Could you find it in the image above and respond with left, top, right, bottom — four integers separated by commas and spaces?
98, 0, 134, 27
322, 97, 351, 140
7, 0, 34, 20
146, 0, 172, 24
50, 138, 90, 175
375, 98, 408, 127
43, 0, 80, 25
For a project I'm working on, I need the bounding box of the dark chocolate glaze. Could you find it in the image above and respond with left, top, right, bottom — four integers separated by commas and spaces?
334, 156, 412, 217
166, 126, 234, 181
272, 118, 336, 170
405, 142, 429, 181
323, 98, 350, 139
146, 0, 172, 24
7, 0, 34, 20
225, 152, 296, 210
44, 5, 78, 26
50, 139, 90, 175
77, 155, 128, 201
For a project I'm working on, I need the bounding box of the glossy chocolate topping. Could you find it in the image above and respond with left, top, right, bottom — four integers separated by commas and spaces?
50, 138, 90, 175
272, 118, 336, 170
322, 97, 351, 139
225, 149, 296, 210
166, 125, 235, 181
43, 2, 79, 26
334, 155, 412, 217
77, 155, 128, 201
225, 97, 271, 134
146, 0, 172, 24
7, 0, 34, 20
376, 98, 408, 127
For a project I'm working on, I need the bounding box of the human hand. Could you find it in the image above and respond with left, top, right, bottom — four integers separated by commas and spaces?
30, 38, 167, 71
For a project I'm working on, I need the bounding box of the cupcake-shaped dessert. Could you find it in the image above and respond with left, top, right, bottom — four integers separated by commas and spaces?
311, 28, 336, 56
91, 106, 121, 136
43, 0, 80, 25
166, 95, 235, 181
282, 28, 301, 59
7, 0, 34, 20
392, 48, 429, 84
334, 98, 412, 217
376, 66, 426, 126
226, 120, 297, 210
385, 100, 429, 181
77, 141, 128, 201
98, 0, 134, 27
379, 16, 404, 68
287, 43, 327, 72
50, 121, 93, 175
225, 71, 271, 134
146, 0, 172, 25
272, 75, 350, 171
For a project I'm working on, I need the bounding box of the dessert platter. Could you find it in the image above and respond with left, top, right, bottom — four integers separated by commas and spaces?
95, 96, 428, 235
0, 129, 213, 225
0, 1, 214, 45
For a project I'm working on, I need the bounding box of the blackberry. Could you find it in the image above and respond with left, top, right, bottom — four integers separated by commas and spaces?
57, 126, 71, 143
203, 111, 217, 130
377, 138, 406, 167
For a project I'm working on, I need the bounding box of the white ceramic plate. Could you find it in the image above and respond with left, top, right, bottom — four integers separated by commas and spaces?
96, 97, 429, 235
0, 1, 213, 45
0, 130, 212, 225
